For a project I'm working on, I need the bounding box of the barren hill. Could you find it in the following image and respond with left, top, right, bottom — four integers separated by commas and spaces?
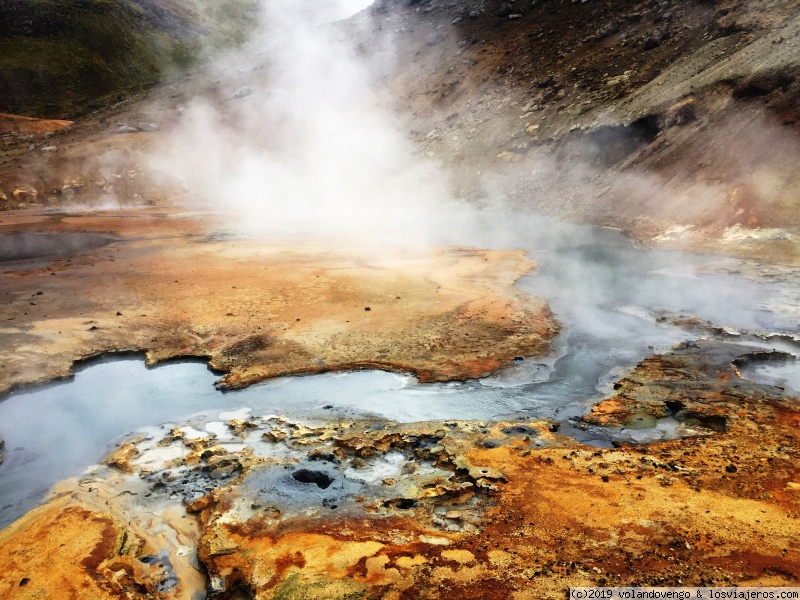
1, 0, 799, 261
354, 0, 800, 259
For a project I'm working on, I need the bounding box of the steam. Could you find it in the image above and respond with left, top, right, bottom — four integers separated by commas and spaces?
149, 0, 454, 244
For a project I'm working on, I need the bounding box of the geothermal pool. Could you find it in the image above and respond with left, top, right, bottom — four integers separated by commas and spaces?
0, 214, 797, 527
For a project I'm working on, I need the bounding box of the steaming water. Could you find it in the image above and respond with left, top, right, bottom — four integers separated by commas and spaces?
739, 359, 800, 395
0, 213, 797, 527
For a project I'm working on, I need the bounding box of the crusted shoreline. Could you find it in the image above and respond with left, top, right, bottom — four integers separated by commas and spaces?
0, 210, 559, 398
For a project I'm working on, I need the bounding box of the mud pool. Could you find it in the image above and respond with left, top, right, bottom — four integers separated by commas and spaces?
0, 214, 798, 528
0, 231, 116, 262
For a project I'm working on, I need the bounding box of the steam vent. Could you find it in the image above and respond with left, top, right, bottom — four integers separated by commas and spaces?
1, 0, 800, 598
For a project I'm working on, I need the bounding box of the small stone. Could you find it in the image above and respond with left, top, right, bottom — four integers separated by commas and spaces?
116, 125, 139, 134
105, 442, 140, 473
228, 419, 258, 437
425, 31, 445, 46
210, 465, 236, 479
643, 36, 660, 50
263, 430, 287, 442
232, 86, 254, 100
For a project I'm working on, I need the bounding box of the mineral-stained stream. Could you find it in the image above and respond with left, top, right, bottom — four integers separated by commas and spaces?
1, 213, 797, 529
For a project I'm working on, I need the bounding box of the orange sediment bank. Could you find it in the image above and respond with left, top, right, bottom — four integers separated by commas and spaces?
0, 113, 72, 134
0, 208, 559, 395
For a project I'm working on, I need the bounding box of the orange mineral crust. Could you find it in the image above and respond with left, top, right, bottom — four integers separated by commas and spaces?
0, 209, 559, 396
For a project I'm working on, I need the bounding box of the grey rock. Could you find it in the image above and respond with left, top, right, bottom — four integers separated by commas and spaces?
425, 31, 445, 46
136, 122, 159, 132
643, 36, 661, 50
60, 185, 79, 202
117, 125, 138, 134
232, 86, 254, 100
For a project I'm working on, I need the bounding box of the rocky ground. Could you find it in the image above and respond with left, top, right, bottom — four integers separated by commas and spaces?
355, 0, 800, 262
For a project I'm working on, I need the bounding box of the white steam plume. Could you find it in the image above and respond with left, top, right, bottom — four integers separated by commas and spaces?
149, 0, 455, 244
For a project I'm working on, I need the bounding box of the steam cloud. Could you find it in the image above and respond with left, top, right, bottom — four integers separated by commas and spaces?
149, 0, 454, 244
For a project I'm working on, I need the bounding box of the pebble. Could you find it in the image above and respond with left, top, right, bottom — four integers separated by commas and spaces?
232, 86, 254, 100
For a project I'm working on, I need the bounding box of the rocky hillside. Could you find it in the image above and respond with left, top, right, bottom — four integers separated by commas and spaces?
0, 0, 258, 118
352, 0, 800, 259
1, 0, 799, 262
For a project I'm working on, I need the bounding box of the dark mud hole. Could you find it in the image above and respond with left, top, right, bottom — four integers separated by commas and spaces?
0, 232, 116, 262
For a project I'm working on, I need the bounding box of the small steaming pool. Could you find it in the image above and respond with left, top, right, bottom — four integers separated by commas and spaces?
1, 213, 798, 528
